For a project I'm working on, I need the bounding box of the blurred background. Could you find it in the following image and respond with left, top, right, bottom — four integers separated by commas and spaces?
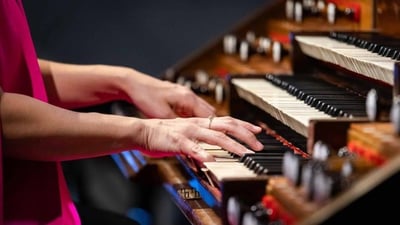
22, 0, 270, 224
23, 0, 269, 77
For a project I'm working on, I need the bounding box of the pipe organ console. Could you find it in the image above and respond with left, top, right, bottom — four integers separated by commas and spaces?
114, 0, 400, 224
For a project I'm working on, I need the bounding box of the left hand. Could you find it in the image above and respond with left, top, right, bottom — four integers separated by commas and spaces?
124, 69, 216, 118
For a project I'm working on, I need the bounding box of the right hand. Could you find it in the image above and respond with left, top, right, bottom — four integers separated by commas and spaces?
133, 116, 264, 162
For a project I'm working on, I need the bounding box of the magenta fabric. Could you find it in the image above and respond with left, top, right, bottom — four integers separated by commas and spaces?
0, 0, 80, 224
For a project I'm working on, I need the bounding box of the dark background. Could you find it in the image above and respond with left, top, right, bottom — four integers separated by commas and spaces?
22, 0, 269, 78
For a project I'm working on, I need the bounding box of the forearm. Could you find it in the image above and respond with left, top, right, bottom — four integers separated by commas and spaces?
39, 59, 134, 109
1, 92, 142, 161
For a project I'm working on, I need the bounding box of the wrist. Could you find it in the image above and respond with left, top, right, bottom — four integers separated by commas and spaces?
118, 68, 156, 103
108, 66, 138, 102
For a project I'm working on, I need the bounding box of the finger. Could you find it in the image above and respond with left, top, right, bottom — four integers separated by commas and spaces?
207, 118, 263, 151
229, 127, 264, 151
207, 116, 262, 134
181, 139, 216, 162
195, 128, 256, 157
238, 120, 263, 134
192, 98, 216, 117
219, 118, 263, 134
171, 96, 214, 118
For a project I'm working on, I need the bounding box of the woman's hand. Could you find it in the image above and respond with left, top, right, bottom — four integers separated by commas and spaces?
123, 69, 215, 118
132, 116, 264, 162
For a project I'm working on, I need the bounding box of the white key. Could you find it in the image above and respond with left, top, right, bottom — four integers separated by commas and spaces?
232, 78, 333, 136
295, 35, 395, 85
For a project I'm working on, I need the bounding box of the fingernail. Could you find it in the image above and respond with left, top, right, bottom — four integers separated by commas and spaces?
245, 149, 255, 154
253, 125, 262, 131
